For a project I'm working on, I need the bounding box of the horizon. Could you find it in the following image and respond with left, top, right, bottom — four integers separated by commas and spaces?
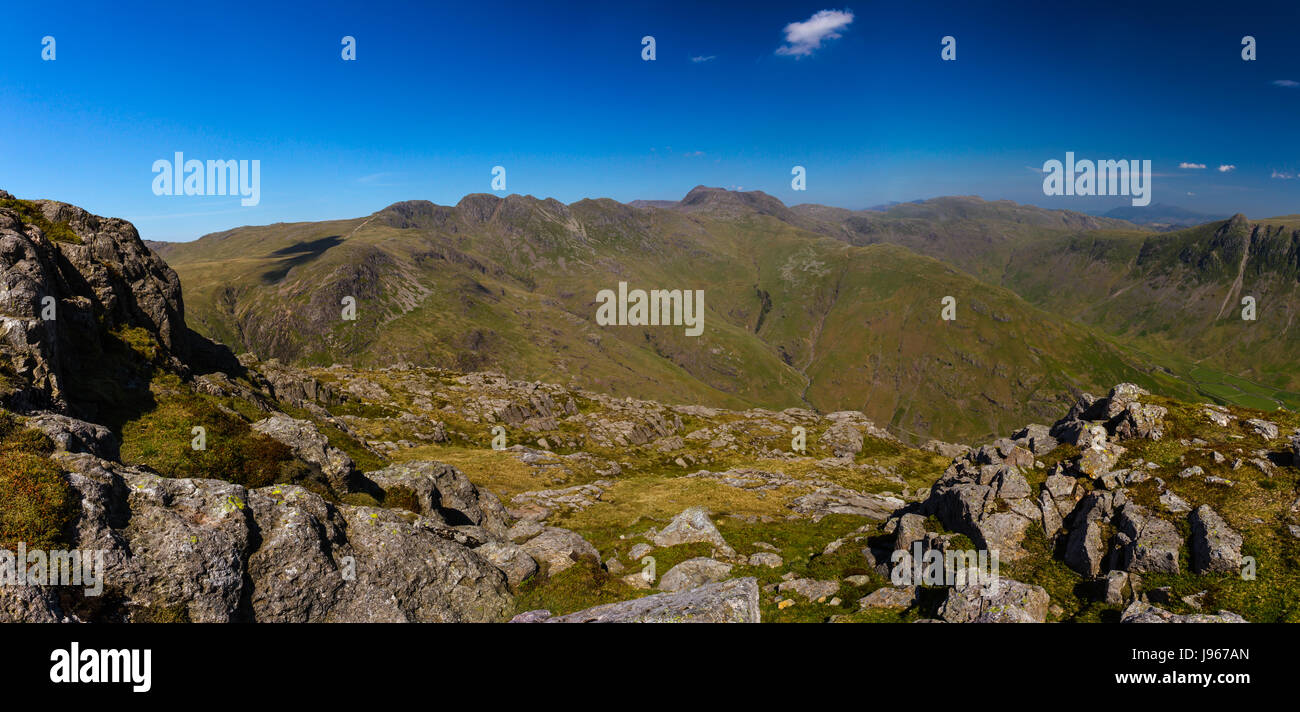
3, 0, 1298, 240
111, 187, 1273, 244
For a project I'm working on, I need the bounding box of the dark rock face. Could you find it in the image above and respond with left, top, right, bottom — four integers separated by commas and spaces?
0, 195, 187, 411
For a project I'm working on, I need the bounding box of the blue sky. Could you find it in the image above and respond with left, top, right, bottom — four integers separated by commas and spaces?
1, 0, 1298, 240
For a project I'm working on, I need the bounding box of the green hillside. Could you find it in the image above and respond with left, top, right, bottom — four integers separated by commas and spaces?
159, 190, 1201, 443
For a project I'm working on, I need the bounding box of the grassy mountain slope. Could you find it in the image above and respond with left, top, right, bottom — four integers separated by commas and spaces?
159, 191, 1192, 443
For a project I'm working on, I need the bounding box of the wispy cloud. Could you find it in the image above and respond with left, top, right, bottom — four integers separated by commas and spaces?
357, 172, 401, 186
776, 9, 854, 57
1271, 169, 1295, 180
1217, 164, 1235, 173
690, 55, 716, 63
1179, 162, 1206, 169
1272, 79, 1300, 88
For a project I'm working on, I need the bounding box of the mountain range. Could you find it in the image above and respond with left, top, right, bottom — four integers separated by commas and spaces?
155, 187, 1300, 444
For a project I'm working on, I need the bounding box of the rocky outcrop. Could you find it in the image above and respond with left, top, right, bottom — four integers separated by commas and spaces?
518, 527, 601, 574
1112, 503, 1182, 574
0, 450, 516, 623
653, 506, 736, 558
0, 194, 188, 412
367, 460, 512, 539
919, 438, 1042, 561
1189, 505, 1242, 575
1051, 384, 1167, 448
1121, 601, 1247, 623
516, 577, 761, 623
939, 577, 1050, 623
658, 557, 733, 592
247, 485, 513, 622
251, 414, 357, 494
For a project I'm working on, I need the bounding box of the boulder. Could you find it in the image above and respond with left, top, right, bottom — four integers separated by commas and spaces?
939, 577, 1050, 623
475, 540, 539, 588
25, 413, 119, 460
41, 453, 515, 623
777, 577, 840, 602
658, 557, 734, 592
533, 578, 760, 623
520, 527, 600, 574
858, 586, 916, 611
0, 197, 188, 412
653, 506, 735, 556
1121, 601, 1247, 623
820, 421, 863, 458
251, 414, 356, 494
367, 460, 511, 538
1113, 504, 1182, 574
1189, 505, 1243, 575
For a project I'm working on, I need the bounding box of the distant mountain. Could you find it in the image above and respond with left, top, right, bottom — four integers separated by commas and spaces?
154, 188, 1200, 443
1098, 203, 1229, 230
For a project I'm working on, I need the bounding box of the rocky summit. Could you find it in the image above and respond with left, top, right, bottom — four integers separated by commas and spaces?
1, 195, 1297, 623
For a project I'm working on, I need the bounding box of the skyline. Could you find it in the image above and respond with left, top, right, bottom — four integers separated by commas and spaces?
1, 0, 1297, 240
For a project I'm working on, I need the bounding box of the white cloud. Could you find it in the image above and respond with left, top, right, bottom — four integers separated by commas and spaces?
1271, 169, 1295, 180
690, 55, 716, 63
776, 9, 854, 57
1179, 162, 1206, 169
1217, 164, 1235, 173
1272, 79, 1300, 88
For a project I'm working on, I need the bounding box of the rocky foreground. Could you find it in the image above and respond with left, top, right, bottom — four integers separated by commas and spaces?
2, 193, 1298, 622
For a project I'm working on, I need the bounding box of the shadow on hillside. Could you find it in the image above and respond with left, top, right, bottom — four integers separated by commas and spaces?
259, 235, 342, 284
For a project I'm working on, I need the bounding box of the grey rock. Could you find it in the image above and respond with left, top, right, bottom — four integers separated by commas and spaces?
820, 421, 864, 458
1121, 600, 1247, 623
653, 506, 735, 556
1113, 504, 1182, 574
475, 540, 539, 588
1245, 418, 1279, 440
858, 586, 916, 611
1159, 491, 1192, 514
252, 414, 356, 494
0, 198, 188, 412
1065, 519, 1106, 577
1190, 505, 1243, 575
894, 513, 927, 551
521, 527, 600, 574
535, 578, 761, 623
247, 485, 513, 622
507, 520, 544, 543
367, 460, 511, 538
25, 413, 120, 460
939, 577, 1050, 623
658, 557, 734, 592
777, 577, 840, 602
